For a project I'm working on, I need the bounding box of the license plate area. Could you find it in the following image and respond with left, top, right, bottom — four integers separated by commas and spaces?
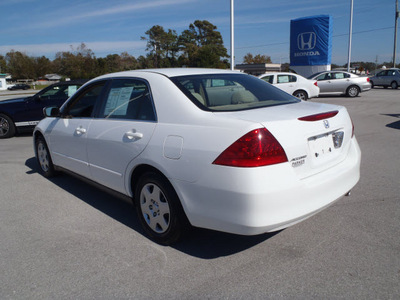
308, 132, 337, 159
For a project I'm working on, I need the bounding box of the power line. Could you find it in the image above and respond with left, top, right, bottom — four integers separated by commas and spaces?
235, 26, 394, 50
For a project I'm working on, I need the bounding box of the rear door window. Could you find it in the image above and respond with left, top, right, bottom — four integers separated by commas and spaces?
99, 79, 156, 121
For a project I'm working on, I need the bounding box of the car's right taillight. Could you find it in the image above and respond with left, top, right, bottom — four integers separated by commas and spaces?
212, 128, 288, 167
314, 81, 318, 87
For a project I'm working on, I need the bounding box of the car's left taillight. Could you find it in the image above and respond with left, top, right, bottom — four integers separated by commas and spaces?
212, 128, 288, 167
314, 81, 318, 87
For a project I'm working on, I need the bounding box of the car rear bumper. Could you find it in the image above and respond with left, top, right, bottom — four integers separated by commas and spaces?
173, 137, 361, 235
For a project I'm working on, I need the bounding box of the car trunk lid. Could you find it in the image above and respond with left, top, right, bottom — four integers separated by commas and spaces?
217, 101, 354, 179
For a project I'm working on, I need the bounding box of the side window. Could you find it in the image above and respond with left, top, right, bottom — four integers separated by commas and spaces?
64, 82, 106, 118
40, 84, 82, 101
277, 75, 290, 83
316, 73, 329, 81
377, 71, 386, 76
334, 73, 345, 79
289, 75, 297, 82
100, 79, 156, 121
261, 75, 274, 84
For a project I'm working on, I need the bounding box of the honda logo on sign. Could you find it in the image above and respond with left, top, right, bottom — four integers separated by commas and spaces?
297, 32, 317, 50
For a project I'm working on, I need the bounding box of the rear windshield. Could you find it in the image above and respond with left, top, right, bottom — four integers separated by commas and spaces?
170, 73, 299, 111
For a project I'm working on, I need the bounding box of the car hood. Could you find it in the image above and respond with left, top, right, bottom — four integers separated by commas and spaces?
0, 97, 28, 105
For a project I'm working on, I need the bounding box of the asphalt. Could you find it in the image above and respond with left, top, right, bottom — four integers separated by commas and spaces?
0, 88, 399, 299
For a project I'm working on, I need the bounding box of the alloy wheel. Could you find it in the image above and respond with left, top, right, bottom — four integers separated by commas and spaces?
0, 116, 10, 137
37, 141, 50, 172
140, 183, 171, 233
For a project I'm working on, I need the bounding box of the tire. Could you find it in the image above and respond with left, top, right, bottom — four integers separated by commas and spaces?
134, 171, 189, 245
370, 80, 374, 88
0, 113, 16, 139
346, 85, 360, 97
390, 81, 398, 89
35, 135, 56, 178
293, 90, 308, 101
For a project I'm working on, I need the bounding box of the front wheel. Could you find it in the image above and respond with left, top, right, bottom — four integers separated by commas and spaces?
370, 80, 374, 88
293, 90, 308, 101
346, 85, 360, 97
391, 81, 398, 89
134, 172, 189, 245
0, 113, 16, 139
35, 136, 56, 178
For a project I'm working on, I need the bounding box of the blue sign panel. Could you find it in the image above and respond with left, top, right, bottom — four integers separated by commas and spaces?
290, 15, 332, 66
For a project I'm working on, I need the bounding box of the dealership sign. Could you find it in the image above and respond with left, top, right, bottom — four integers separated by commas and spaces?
290, 15, 332, 66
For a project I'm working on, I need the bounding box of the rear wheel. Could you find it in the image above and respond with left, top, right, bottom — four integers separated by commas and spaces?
293, 90, 308, 101
134, 171, 189, 245
346, 85, 360, 97
35, 136, 56, 178
0, 113, 16, 139
390, 81, 398, 89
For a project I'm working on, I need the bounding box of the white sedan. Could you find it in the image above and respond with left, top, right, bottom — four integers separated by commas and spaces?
34, 68, 361, 245
258, 72, 319, 100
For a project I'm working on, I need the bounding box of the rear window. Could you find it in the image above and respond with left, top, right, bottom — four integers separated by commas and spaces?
170, 73, 299, 111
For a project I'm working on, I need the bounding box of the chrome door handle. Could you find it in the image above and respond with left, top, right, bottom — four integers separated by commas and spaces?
125, 131, 143, 140
75, 127, 86, 135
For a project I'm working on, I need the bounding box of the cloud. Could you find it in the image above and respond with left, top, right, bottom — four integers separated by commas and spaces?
29, 0, 195, 30
0, 41, 147, 58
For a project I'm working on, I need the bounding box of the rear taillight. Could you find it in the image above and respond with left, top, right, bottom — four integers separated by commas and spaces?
213, 128, 288, 167
314, 81, 318, 87
366, 77, 370, 82
298, 111, 338, 121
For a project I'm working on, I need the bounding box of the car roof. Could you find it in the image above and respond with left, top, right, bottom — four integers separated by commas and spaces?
51, 79, 88, 85
259, 72, 298, 76
95, 68, 241, 80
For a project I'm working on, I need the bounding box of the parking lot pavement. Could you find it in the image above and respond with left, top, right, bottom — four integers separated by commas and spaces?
0, 89, 36, 101
0, 89, 399, 299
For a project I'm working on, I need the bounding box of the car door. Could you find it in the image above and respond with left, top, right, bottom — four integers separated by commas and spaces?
330, 72, 351, 93
85, 78, 157, 194
315, 72, 332, 94
374, 71, 387, 85
48, 81, 108, 178
276, 74, 297, 94
18, 83, 83, 125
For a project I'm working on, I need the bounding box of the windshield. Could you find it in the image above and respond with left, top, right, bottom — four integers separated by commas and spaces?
170, 73, 299, 111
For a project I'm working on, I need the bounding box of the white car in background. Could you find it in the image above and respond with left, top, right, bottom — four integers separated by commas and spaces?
259, 72, 319, 100
34, 68, 361, 245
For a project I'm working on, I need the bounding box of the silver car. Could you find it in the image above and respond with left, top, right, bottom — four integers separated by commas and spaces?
369, 68, 400, 89
308, 71, 371, 97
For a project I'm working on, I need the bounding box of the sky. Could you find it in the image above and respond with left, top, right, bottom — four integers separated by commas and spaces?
0, 0, 398, 66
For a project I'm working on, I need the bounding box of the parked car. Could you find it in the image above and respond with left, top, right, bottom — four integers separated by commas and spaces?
7, 83, 30, 90
258, 72, 319, 100
0, 80, 86, 138
34, 68, 361, 245
308, 71, 371, 97
369, 68, 400, 89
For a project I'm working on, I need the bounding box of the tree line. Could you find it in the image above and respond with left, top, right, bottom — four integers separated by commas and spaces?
0, 20, 230, 80
1, 19, 396, 80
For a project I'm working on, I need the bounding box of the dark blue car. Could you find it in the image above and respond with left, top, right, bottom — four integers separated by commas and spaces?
0, 80, 86, 138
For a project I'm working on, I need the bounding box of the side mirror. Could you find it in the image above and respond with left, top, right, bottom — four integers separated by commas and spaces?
43, 106, 60, 118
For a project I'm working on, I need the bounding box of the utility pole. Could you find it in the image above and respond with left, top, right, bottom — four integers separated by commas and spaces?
347, 0, 354, 73
230, 0, 234, 70
393, 0, 399, 68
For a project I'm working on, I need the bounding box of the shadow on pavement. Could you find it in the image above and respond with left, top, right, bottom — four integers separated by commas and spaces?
381, 113, 400, 130
25, 157, 277, 258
